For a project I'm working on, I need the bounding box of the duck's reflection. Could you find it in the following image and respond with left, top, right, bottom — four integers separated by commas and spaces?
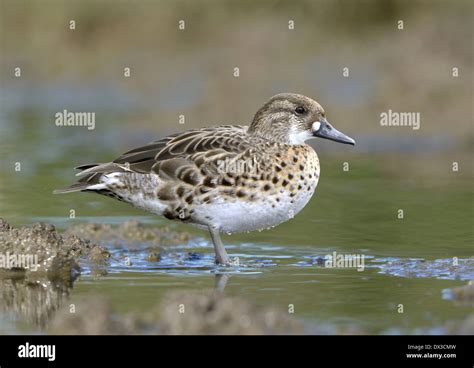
214, 273, 231, 293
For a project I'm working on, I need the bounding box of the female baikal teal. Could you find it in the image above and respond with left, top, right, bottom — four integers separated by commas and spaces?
55, 93, 355, 265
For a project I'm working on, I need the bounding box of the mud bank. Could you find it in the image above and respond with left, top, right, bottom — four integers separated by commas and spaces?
0, 219, 190, 278
0, 219, 196, 329
0, 219, 111, 327
65, 220, 193, 264
64, 220, 190, 247
0, 219, 109, 280
48, 290, 304, 335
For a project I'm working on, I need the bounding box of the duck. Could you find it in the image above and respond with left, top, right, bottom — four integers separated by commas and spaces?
55, 93, 355, 265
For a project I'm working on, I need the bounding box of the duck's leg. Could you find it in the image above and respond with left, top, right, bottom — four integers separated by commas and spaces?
208, 225, 230, 265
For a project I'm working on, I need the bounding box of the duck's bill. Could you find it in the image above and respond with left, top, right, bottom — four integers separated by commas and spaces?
312, 118, 356, 146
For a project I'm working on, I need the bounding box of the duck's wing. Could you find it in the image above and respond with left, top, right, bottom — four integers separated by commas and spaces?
114, 125, 249, 172
54, 125, 250, 193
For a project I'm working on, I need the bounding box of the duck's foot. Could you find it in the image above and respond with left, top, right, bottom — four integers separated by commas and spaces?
215, 256, 239, 267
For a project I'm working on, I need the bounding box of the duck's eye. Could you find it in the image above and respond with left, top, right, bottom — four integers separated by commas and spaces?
295, 106, 306, 114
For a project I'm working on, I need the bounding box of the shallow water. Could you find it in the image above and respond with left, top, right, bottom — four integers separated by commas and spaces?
75, 237, 473, 333
2, 204, 473, 335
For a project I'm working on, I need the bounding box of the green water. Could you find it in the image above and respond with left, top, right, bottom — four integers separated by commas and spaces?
0, 110, 473, 334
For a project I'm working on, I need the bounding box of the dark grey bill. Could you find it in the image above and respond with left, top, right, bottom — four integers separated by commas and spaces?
312, 118, 356, 145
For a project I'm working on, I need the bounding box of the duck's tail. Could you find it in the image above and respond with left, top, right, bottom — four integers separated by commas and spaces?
53, 183, 92, 194
53, 162, 119, 194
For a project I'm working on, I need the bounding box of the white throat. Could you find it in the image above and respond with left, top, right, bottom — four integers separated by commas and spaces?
288, 126, 312, 145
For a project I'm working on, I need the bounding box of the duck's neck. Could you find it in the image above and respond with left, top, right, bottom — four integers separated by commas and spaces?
248, 129, 311, 147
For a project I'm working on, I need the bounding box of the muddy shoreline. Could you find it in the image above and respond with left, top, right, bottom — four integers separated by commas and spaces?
0, 218, 473, 334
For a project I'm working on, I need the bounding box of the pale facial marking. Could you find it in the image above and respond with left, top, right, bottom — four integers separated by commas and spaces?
312, 121, 321, 132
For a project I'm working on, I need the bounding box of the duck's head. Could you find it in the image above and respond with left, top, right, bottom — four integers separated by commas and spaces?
248, 93, 355, 146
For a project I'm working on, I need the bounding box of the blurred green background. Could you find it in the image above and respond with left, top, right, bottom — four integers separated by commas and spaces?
0, 0, 472, 334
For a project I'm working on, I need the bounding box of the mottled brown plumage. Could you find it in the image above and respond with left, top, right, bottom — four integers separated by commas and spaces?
55, 93, 355, 264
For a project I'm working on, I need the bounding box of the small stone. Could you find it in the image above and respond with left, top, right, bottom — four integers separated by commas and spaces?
145, 252, 161, 262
